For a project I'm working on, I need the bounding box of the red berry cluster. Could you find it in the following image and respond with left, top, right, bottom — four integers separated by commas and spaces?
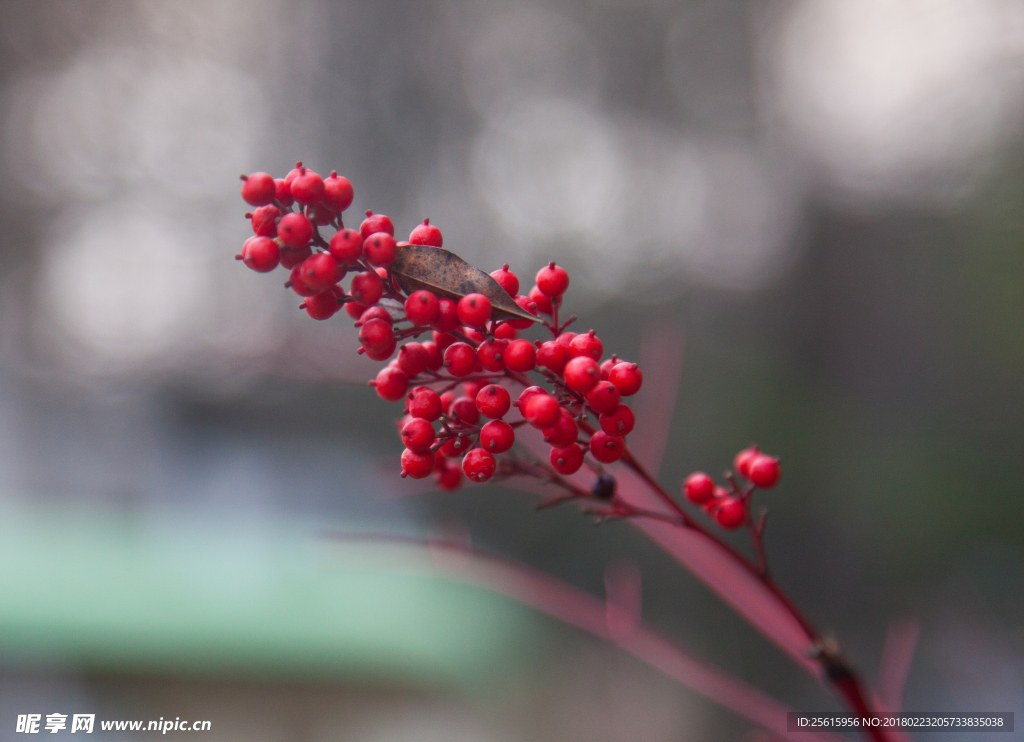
682, 446, 781, 531
237, 166, 645, 491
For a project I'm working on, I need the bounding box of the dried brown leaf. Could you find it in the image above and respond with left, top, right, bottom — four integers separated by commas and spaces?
390, 244, 538, 324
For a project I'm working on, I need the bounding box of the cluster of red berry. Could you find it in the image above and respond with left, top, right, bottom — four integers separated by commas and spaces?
238, 165, 645, 491
682, 446, 781, 531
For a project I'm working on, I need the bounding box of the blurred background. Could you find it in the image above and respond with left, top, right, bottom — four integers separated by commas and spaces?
0, 0, 1022, 739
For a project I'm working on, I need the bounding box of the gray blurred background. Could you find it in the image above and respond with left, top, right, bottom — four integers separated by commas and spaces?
0, 0, 1023, 739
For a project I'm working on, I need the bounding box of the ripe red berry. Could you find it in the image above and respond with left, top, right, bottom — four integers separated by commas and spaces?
329, 228, 364, 263
432, 298, 460, 333
436, 459, 462, 490
489, 264, 519, 296
683, 472, 715, 505
555, 332, 577, 349
278, 212, 313, 248
274, 177, 294, 207
321, 171, 354, 212
356, 306, 392, 325
372, 366, 408, 401
249, 204, 280, 237
748, 455, 781, 489
542, 408, 578, 448
569, 330, 602, 361
400, 417, 436, 453
609, 362, 643, 396
405, 290, 440, 326
536, 341, 569, 375
589, 431, 624, 463
310, 203, 336, 226
599, 404, 634, 436
476, 384, 511, 419
433, 331, 457, 350
536, 262, 569, 297
240, 236, 279, 273
300, 252, 341, 292
493, 322, 517, 340
528, 285, 553, 315
350, 270, 384, 306
439, 433, 471, 457
462, 380, 483, 399
457, 293, 492, 328
704, 486, 729, 516
289, 265, 319, 297
422, 341, 443, 371
477, 339, 507, 372
563, 356, 600, 394
359, 318, 396, 360
364, 232, 397, 267
359, 211, 394, 238
480, 420, 515, 453
599, 356, 619, 381
408, 388, 442, 421
345, 302, 365, 320
715, 498, 746, 530
302, 289, 340, 320
508, 295, 539, 330
284, 162, 304, 186
734, 446, 760, 480
401, 448, 435, 479
409, 218, 443, 247
280, 245, 312, 270
586, 382, 620, 414
523, 393, 560, 429
290, 168, 325, 205
241, 172, 276, 206
550, 444, 584, 475
517, 386, 547, 410
397, 342, 429, 377
504, 339, 536, 372
462, 448, 496, 483
450, 395, 479, 424
443, 342, 477, 377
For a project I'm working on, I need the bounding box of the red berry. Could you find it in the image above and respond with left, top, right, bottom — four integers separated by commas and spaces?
569, 330, 602, 361
586, 381, 620, 414
350, 270, 384, 306
302, 289, 340, 320
408, 388, 443, 421
439, 433, 471, 457
397, 342, 429, 377
329, 228, 364, 263
528, 285, 553, 315
345, 302, 366, 320
517, 387, 547, 410
734, 446, 760, 480
589, 431, 624, 463
715, 498, 746, 530
508, 295, 539, 330
683, 472, 715, 505
278, 212, 313, 248
542, 408, 578, 448
241, 236, 279, 273
372, 366, 408, 401
536, 262, 569, 297
493, 322, 517, 340
504, 339, 536, 372
443, 342, 477, 377
431, 298, 460, 333
310, 202, 336, 226
290, 168, 325, 205
300, 252, 341, 292
433, 331, 457, 350
400, 417, 436, 453
536, 341, 569, 375
480, 420, 515, 453
599, 404, 634, 436
523, 393, 560, 429
550, 444, 584, 475
409, 218, 443, 247
462, 448, 496, 483
476, 384, 511, 419
748, 455, 781, 489
280, 245, 312, 270
477, 339, 508, 372
249, 204, 280, 237
405, 290, 440, 326
462, 380, 483, 400
599, 357, 619, 381
705, 487, 729, 516
274, 177, 294, 207
359, 211, 394, 238
609, 362, 643, 396
422, 341, 443, 371
284, 162, 304, 187
289, 265, 319, 297
364, 231, 397, 267
563, 356, 600, 394
489, 264, 519, 296
450, 395, 479, 424
436, 460, 462, 490
401, 448, 435, 479
462, 327, 485, 344
241, 172, 276, 206
359, 318, 396, 360
555, 332, 577, 349
356, 306, 392, 325
321, 171, 354, 212
457, 293, 492, 328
